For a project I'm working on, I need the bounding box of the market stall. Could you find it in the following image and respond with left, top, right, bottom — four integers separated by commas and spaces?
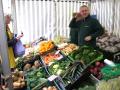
0, 35, 120, 90
0, 0, 120, 90
13, 37, 120, 89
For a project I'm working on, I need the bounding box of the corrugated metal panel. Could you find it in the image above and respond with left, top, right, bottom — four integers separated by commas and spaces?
113, 0, 120, 37
55, 1, 89, 37
9, 0, 120, 43
91, 0, 114, 34
91, 0, 120, 37
15, 0, 89, 43
15, 0, 56, 43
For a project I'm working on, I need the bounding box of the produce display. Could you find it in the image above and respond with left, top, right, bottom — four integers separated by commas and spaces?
48, 59, 73, 86
12, 71, 26, 89
53, 35, 69, 44
23, 60, 42, 71
48, 58, 72, 76
42, 51, 63, 65
16, 54, 42, 71
89, 61, 105, 80
68, 46, 103, 66
16, 57, 25, 71
97, 31, 120, 53
39, 41, 55, 54
14, 38, 120, 90
96, 77, 120, 90
62, 62, 84, 85
59, 43, 79, 55
25, 67, 48, 89
16, 51, 38, 70
48, 58, 86, 86
16, 52, 37, 71
101, 64, 120, 80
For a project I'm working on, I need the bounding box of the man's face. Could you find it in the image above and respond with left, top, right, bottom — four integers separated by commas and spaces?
79, 6, 90, 18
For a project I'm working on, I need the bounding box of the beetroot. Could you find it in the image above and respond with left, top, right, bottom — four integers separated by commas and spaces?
96, 67, 101, 72
95, 61, 101, 66
93, 67, 98, 73
99, 63, 104, 68
90, 69, 94, 73
93, 71, 97, 75
89, 61, 105, 80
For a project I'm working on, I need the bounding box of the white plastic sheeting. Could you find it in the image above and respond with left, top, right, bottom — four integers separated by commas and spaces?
91, 0, 114, 33
14, 0, 120, 43
91, 0, 114, 32
15, 0, 89, 43
113, 0, 120, 37
55, 1, 89, 38
91, 0, 120, 37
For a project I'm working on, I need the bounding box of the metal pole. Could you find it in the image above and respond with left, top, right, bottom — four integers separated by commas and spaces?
0, 0, 13, 90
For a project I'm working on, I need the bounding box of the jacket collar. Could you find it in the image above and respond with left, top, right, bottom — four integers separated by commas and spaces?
82, 15, 91, 21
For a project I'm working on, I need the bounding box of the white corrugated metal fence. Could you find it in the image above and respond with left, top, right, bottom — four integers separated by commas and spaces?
13, 0, 120, 43
91, 0, 120, 37
15, 0, 89, 43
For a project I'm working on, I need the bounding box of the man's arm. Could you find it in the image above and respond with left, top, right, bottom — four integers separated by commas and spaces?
69, 17, 77, 28
90, 19, 104, 39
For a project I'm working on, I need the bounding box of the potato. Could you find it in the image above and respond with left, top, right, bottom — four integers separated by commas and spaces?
23, 63, 31, 71
21, 81, 25, 87
19, 71, 24, 77
13, 71, 19, 77
48, 86, 53, 90
13, 82, 21, 87
32, 65, 36, 69
52, 86, 57, 90
13, 76, 19, 82
17, 78, 21, 83
42, 87, 48, 90
34, 60, 40, 68
19, 77, 24, 82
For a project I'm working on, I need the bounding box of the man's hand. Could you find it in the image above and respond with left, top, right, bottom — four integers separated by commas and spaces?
73, 13, 81, 18
84, 36, 92, 41
76, 13, 82, 21
76, 16, 82, 21
73, 12, 78, 18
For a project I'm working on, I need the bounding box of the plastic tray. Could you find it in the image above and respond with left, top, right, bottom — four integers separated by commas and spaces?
113, 52, 120, 63
40, 50, 64, 66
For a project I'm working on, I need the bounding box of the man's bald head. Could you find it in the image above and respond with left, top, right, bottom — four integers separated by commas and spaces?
79, 5, 90, 18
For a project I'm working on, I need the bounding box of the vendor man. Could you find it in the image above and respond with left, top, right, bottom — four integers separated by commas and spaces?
69, 5, 104, 48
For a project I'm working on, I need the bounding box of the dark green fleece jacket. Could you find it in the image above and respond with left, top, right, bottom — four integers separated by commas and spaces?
69, 15, 104, 48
